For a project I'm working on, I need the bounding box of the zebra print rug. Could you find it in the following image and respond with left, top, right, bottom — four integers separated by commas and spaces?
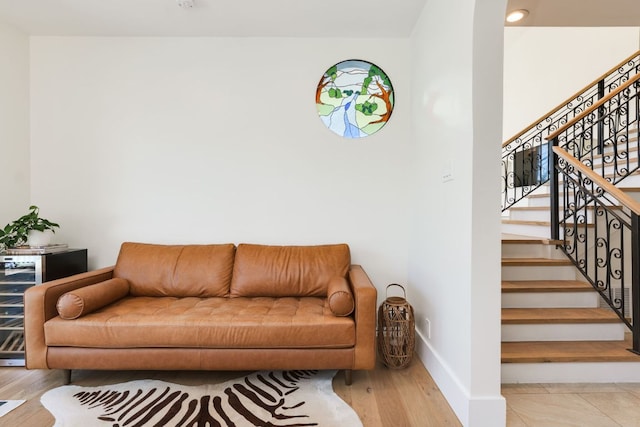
41, 370, 362, 427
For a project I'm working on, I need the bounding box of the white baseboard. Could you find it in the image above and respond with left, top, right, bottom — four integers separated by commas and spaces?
415, 330, 506, 427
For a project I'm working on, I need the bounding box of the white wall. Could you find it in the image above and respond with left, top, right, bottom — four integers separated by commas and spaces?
29, 37, 411, 292
0, 22, 30, 225
409, 0, 506, 425
503, 27, 640, 140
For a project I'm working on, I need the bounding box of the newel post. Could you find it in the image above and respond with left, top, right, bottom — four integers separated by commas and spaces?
631, 213, 640, 354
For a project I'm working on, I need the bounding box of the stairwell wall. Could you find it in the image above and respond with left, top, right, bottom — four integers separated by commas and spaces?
503, 26, 640, 140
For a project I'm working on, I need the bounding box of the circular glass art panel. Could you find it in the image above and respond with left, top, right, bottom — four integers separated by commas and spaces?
316, 59, 394, 138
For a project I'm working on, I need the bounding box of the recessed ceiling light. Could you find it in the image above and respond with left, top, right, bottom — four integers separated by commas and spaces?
506, 9, 529, 23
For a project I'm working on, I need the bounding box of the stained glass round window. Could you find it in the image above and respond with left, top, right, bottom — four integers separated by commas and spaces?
316, 59, 394, 138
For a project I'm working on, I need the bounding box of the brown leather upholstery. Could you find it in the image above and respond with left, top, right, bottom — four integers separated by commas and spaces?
349, 265, 377, 369
327, 276, 355, 316
46, 296, 355, 348
24, 267, 115, 369
46, 348, 356, 371
230, 244, 350, 297
56, 278, 129, 319
114, 242, 235, 297
24, 243, 377, 379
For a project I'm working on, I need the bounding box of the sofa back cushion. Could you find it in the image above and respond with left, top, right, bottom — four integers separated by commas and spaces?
113, 242, 236, 297
230, 243, 350, 297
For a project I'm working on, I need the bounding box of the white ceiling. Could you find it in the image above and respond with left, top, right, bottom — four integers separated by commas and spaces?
0, 0, 427, 37
0, 0, 638, 38
505, 0, 640, 27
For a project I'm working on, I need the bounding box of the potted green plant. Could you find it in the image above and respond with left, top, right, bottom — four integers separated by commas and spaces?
0, 205, 60, 251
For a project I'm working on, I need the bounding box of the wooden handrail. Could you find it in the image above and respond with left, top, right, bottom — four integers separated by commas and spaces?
553, 146, 640, 216
502, 49, 640, 148
546, 72, 640, 141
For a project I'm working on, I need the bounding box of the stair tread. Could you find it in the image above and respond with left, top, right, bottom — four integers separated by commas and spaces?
508, 206, 552, 211
502, 219, 595, 228
502, 337, 639, 363
502, 280, 593, 293
509, 205, 624, 211
501, 233, 561, 245
502, 257, 573, 266
502, 307, 621, 324
502, 219, 549, 226
526, 186, 640, 199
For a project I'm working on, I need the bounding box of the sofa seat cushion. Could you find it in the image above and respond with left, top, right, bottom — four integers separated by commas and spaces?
44, 296, 355, 349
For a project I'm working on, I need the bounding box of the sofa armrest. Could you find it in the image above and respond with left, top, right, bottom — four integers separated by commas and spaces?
348, 265, 377, 369
24, 266, 115, 369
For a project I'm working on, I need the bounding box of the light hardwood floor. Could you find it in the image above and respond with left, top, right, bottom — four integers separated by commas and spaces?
0, 358, 460, 427
1, 359, 640, 426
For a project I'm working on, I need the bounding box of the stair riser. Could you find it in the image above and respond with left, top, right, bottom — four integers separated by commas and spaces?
517, 191, 631, 208
501, 362, 640, 383
510, 209, 602, 223
504, 217, 620, 240
501, 243, 565, 259
526, 196, 550, 208
622, 188, 640, 205
617, 174, 640, 187
591, 153, 639, 169
501, 265, 578, 281
502, 323, 626, 342
589, 159, 639, 176
502, 292, 599, 309
501, 223, 550, 238
509, 210, 550, 222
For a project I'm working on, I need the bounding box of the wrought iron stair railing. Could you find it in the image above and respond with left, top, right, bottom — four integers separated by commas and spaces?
546, 75, 640, 354
502, 50, 640, 211
551, 146, 640, 354
547, 72, 640, 234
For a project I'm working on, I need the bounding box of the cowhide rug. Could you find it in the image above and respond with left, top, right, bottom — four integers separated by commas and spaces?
41, 370, 362, 427
0, 400, 25, 418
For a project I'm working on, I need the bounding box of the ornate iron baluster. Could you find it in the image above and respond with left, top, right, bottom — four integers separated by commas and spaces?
554, 149, 639, 353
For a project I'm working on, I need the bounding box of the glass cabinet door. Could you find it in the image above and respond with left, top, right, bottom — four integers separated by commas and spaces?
0, 257, 39, 365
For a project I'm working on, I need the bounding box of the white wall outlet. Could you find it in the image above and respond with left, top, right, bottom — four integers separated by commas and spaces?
425, 318, 431, 339
441, 160, 454, 183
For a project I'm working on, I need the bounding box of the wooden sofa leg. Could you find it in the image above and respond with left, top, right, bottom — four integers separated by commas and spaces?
344, 369, 353, 386
63, 369, 72, 385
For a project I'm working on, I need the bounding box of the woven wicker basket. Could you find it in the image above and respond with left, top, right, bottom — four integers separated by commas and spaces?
377, 284, 415, 369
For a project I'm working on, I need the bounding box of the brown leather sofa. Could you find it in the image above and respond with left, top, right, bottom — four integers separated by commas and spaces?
24, 242, 377, 384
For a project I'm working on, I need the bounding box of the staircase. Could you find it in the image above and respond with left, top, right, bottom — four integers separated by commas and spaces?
500, 53, 640, 382
502, 51, 640, 383
500, 154, 640, 382
500, 233, 640, 383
